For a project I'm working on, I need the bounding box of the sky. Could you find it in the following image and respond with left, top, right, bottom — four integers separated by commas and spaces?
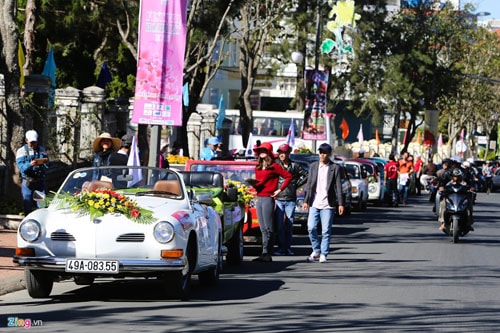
464, 0, 500, 20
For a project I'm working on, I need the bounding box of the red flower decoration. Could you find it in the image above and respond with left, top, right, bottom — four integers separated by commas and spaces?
131, 209, 140, 218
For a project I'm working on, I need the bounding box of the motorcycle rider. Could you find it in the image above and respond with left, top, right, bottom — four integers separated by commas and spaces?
438, 163, 475, 232
420, 157, 437, 193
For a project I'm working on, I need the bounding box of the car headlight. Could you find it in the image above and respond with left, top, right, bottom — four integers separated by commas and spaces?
154, 221, 175, 243
19, 219, 41, 242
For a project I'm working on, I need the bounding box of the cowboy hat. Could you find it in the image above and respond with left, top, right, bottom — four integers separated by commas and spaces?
92, 132, 121, 152
253, 142, 277, 158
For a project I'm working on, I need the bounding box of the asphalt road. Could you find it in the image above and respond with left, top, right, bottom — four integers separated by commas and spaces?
1, 193, 499, 332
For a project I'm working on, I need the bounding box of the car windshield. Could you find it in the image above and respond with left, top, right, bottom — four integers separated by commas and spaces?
345, 164, 361, 179
58, 166, 184, 198
187, 163, 256, 186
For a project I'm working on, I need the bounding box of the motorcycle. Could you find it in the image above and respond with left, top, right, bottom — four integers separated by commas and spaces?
440, 182, 471, 243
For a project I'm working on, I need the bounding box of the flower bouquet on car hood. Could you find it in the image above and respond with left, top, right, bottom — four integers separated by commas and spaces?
55, 188, 155, 224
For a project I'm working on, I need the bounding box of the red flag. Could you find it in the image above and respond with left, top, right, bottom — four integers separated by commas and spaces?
339, 117, 349, 140
375, 128, 380, 146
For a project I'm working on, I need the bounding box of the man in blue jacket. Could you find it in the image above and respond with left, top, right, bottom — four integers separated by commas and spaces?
16, 130, 49, 215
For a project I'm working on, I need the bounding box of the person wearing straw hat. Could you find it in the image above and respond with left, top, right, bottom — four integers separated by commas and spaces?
92, 132, 121, 180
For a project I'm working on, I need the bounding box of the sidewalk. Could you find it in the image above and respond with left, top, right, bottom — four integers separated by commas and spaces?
0, 224, 25, 296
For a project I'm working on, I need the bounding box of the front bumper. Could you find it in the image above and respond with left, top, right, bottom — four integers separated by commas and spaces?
14, 256, 185, 274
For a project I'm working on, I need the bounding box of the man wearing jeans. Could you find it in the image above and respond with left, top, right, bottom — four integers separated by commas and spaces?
301, 143, 344, 263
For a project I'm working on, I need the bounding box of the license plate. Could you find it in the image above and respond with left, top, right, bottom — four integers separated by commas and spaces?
65, 259, 119, 273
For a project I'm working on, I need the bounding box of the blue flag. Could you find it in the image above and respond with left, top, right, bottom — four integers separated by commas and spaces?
96, 62, 112, 88
42, 46, 56, 107
182, 82, 189, 107
216, 95, 226, 130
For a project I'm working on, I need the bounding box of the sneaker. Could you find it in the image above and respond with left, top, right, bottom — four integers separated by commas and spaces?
306, 251, 320, 262
253, 253, 272, 262
273, 249, 285, 256
286, 248, 295, 256
319, 254, 327, 263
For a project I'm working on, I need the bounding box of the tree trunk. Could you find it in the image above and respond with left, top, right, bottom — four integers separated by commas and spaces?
0, 0, 26, 203
23, 0, 37, 76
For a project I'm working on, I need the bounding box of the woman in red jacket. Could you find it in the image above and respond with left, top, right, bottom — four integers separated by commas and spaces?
251, 142, 292, 262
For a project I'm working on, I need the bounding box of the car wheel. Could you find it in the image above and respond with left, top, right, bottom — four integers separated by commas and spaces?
199, 235, 222, 287
164, 238, 195, 301
74, 276, 95, 285
25, 268, 54, 298
226, 223, 244, 265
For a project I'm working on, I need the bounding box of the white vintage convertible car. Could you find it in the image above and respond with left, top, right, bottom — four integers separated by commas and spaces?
14, 166, 223, 300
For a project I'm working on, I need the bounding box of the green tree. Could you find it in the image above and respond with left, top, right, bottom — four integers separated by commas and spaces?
437, 24, 500, 155
340, 1, 480, 152
233, 0, 288, 146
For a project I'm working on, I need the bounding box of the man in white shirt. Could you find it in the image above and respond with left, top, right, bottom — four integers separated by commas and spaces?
301, 143, 344, 263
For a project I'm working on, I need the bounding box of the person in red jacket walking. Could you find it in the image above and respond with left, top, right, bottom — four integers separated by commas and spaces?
384, 153, 400, 207
249, 142, 292, 262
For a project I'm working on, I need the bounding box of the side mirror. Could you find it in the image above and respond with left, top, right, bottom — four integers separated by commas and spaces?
33, 190, 46, 202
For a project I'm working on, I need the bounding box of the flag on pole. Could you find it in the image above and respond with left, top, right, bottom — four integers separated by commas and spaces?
375, 128, 380, 146
96, 62, 112, 88
402, 129, 408, 146
127, 135, 143, 187
42, 45, 56, 107
357, 124, 364, 146
245, 132, 255, 158
339, 117, 349, 140
18, 41, 25, 87
286, 120, 295, 147
182, 82, 189, 107
216, 95, 226, 130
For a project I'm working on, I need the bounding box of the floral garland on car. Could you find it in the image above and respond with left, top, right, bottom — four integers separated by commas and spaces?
226, 179, 256, 205
56, 188, 155, 224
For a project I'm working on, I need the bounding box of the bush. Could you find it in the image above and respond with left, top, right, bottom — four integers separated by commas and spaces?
0, 199, 23, 215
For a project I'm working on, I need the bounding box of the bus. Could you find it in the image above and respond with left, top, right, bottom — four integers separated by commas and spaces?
222, 109, 331, 153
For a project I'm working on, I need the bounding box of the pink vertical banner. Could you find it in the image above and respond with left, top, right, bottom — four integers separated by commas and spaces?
132, 0, 188, 126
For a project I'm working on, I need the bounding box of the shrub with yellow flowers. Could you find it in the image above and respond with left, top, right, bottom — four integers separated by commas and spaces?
56, 188, 155, 224
167, 154, 191, 164
226, 179, 256, 205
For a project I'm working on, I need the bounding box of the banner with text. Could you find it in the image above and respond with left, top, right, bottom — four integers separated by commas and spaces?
302, 70, 329, 140
132, 0, 188, 126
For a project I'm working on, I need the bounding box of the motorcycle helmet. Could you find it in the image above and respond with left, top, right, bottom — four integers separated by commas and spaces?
452, 168, 463, 178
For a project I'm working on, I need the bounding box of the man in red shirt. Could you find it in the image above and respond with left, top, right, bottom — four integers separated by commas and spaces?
413, 154, 423, 195
384, 153, 400, 207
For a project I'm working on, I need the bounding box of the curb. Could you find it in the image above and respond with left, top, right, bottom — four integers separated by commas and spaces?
0, 273, 26, 296
0, 214, 22, 230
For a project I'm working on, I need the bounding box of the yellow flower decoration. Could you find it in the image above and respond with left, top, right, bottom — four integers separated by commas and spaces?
327, 0, 360, 31
56, 188, 155, 224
